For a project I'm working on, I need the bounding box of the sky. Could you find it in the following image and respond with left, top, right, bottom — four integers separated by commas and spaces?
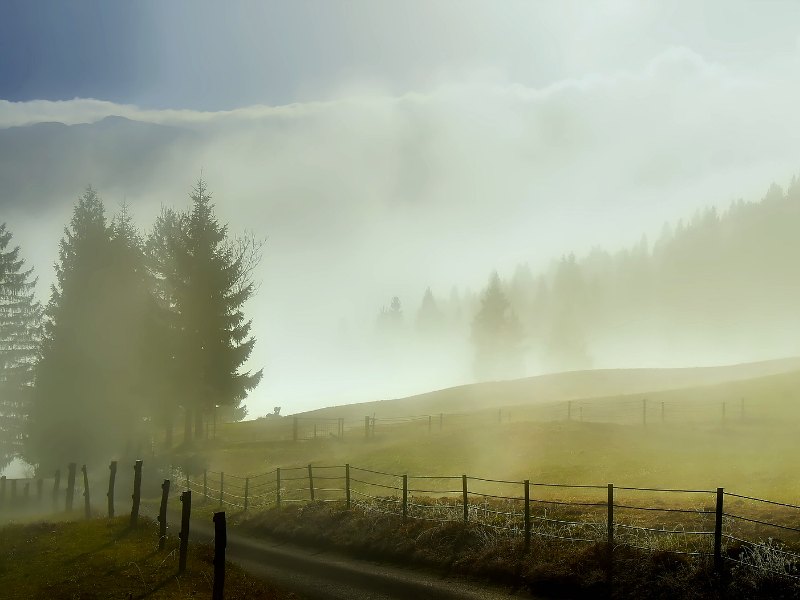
3, 2, 800, 416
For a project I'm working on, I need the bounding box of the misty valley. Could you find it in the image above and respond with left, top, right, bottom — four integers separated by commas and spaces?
4, 3, 800, 600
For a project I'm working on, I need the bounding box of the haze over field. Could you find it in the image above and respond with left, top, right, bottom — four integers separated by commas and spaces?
4, 2, 800, 417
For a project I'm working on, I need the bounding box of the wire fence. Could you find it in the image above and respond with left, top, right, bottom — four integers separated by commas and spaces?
236, 394, 800, 444
166, 462, 800, 579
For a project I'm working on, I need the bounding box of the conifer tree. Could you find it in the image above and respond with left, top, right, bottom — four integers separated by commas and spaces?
28, 188, 147, 468
157, 180, 262, 442
471, 272, 523, 381
0, 224, 41, 468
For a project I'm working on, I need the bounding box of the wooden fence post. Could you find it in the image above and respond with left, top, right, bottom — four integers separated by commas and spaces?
107, 461, 117, 518
402, 474, 408, 521
244, 477, 249, 511
213, 512, 227, 600
313, 424, 317, 439
428, 415, 432, 433
219, 472, 224, 507
178, 490, 191, 573
607, 484, 614, 589
130, 459, 142, 527
81, 465, 91, 519
524, 479, 531, 551
345, 464, 350, 509
158, 479, 170, 550
276, 468, 281, 508
714, 487, 724, 574
203, 470, 208, 502
462, 474, 468, 524
66, 463, 77, 512
52, 469, 60, 510
308, 464, 315, 501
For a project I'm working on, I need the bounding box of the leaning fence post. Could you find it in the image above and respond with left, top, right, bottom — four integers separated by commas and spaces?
52, 469, 60, 510
107, 461, 117, 518
714, 487, 724, 574
345, 464, 350, 509
308, 464, 315, 501
244, 477, 249, 511
130, 459, 143, 527
219, 472, 224, 507
524, 479, 531, 551
276, 468, 282, 508
66, 462, 77, 512
178, 490, 191, 573
402, 474, 408, 521
607, 484, 614, 589
213, 512, 227, 600
158, 479, 170, 550
462, 474, 468, 524
81, 464, 91, 519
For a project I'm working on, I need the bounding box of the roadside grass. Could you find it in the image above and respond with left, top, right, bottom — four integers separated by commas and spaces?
243, 500, 800, 599
0, 515, 295, 600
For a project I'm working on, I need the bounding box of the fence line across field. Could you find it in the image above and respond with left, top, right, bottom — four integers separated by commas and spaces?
165, 462, 800, 579
272, 394, 786, 442
2, 457, 800, 582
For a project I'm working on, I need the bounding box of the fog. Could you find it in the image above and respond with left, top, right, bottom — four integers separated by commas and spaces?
4, 42, 800, 417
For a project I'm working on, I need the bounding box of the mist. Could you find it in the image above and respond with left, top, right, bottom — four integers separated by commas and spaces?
5, 43, 800, 416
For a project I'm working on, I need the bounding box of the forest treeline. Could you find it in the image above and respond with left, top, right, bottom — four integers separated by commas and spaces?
376, 176, 800, 380
0, 180, 261, 471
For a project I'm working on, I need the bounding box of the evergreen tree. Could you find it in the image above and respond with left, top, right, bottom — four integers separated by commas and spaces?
471, 272, 523, 381
160, 179, 263, 442
416, 287, 444, 335
0, 224, 41, 469
29, 188, 141, 469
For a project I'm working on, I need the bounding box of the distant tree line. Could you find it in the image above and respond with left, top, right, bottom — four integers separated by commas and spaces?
375, 176, 800, 381
0, 180, 262, 472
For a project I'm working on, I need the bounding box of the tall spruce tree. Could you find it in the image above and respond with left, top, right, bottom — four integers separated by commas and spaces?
0, 224, 41, 469
28, 188, 149, 469
471, 272, 523, 381
160, 179, 262, 442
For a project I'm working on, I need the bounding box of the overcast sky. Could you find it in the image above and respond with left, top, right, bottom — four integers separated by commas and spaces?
3, 2, 800, 414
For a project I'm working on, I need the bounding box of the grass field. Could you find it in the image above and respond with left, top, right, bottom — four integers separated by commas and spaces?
0, 515, 293, 600
174, 362, 800, 503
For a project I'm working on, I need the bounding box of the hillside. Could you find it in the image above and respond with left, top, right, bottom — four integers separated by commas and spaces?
296, 357, 800, 420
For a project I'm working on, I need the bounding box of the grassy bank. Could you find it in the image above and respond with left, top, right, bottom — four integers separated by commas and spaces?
0, 515, 294, 599
243, 501, 800, 599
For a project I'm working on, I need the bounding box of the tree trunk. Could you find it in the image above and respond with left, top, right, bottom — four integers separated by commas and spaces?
183, 406, 192, 446
194, 408, 204, 439
165, 418, 173, 450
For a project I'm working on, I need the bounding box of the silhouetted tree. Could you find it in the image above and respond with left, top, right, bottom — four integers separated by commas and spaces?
471, 272, 523, 381
416, 287, 444, 335
0, 224, 41, 469
29, 188, 144, 469
158, 179, 263, 442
